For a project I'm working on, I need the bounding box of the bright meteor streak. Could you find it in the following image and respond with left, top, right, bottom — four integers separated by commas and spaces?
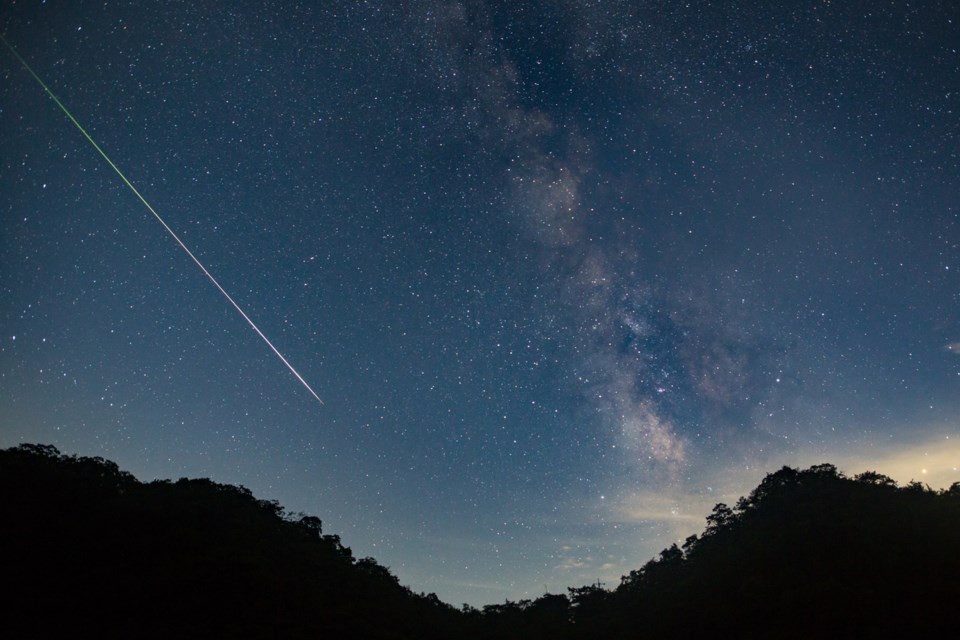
1, 34, 324, 405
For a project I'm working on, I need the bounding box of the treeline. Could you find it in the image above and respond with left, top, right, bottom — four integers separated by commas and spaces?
2, 444, 959, 638
0, 443, 461, 639
468, 464, 960, 639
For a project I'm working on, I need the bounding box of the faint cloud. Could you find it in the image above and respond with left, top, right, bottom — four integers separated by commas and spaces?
613, 491, 711, 525
725, 429, 960, 493
555, 556, 591, 571
825, 433, 960, 489
945, 342, 960, 355
552, 549, 630, 589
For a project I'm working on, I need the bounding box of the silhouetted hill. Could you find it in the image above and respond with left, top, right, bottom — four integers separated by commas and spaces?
597, 464, 960, 639
456, 467, 960, 640
0, 444, 462, 639
3, 444, 959, 638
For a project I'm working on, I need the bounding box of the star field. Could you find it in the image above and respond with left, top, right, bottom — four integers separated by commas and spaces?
1, 1, 958, 605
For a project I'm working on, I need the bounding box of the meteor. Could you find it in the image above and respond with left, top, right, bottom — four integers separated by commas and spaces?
1, 34, 324, 405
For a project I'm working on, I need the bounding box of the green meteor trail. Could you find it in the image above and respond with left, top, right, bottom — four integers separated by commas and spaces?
1, 34, 324, 406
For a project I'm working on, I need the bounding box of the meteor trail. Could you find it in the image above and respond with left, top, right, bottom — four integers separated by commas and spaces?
1, 34, 324, 405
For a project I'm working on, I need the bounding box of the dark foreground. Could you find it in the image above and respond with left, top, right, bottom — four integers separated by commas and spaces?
2, 443, 958, 638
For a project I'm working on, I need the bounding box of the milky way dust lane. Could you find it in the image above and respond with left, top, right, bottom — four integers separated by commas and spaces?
1, 34, 324, 405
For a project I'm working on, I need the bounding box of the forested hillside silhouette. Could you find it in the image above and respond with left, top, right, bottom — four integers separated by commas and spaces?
3, 444, 959, 638
0, 443, 460, 639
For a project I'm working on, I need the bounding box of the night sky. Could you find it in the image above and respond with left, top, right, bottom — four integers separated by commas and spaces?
2, 1, 958, 606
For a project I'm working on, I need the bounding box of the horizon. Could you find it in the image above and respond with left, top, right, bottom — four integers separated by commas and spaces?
4, 439, 957, 608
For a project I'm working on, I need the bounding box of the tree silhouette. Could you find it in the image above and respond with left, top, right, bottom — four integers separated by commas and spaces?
3, 443, 960, 639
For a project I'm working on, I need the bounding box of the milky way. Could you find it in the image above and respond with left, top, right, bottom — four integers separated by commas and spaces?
1, 1, 958, 605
